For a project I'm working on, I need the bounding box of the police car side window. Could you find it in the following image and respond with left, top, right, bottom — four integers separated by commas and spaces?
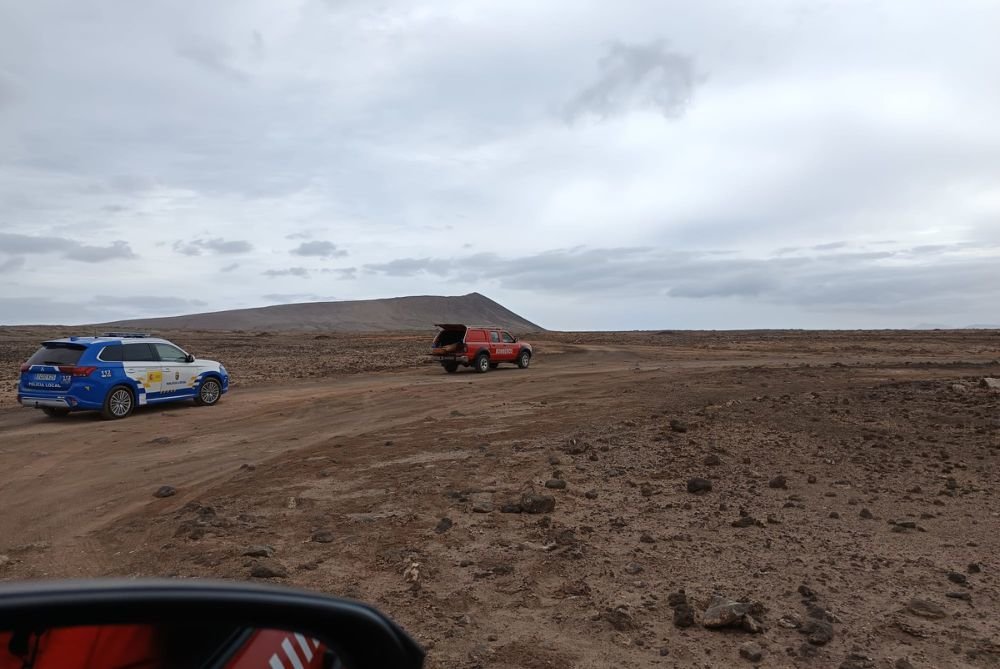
154, 343, 188, 363
99, 345, 124, 361
123, 343, 156, 362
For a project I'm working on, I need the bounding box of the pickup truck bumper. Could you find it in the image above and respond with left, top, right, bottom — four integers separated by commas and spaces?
430, 354, 469, 364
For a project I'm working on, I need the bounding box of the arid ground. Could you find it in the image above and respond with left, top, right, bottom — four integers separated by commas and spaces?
1, 328, 998, 668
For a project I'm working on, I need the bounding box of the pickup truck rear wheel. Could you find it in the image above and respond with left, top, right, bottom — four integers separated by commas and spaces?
517, 351, 531, 369
474, 353, 490, 373
443, 362, 459, 373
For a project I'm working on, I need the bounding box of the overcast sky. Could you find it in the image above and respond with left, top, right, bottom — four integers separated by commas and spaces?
1, 0, 998, 329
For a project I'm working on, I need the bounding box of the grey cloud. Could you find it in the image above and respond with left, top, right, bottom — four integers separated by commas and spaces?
0, 233, 136, 263
320, 267, 358, 280
362, 257, 450, 277
175, 37, 248, 83
813, 241, 849, 251
566, 40, 699, 121
89, 295, 207, 310
0, 256, 26, 273
262, 293, 320, 302
363, 243, 1000, 314
290, 241, 347, 258
262, 267, 310, 278
220, 262, 240, 272
173, 238, 253, 256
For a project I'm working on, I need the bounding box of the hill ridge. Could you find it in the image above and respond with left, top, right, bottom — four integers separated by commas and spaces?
96, 292, 543, 332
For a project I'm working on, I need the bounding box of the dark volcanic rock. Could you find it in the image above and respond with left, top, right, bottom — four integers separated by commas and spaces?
768, 475, 787, 489
520, 493, 555, 514
702, 595, 765, 633
667, 590, 696, 628
687, 477, 712, 494
153, 486, 176, 498
434, 517, 453, 534
310, 529, 335, 543
250, 560, 288, 578
545, 478, 567, 490
800, 618, 833, 645
739, 642, 764, 662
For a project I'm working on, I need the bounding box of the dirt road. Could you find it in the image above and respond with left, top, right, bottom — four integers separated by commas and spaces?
1, 331, 998, 668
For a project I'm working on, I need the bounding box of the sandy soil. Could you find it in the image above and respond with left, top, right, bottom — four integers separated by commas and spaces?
1, 328, 998, 668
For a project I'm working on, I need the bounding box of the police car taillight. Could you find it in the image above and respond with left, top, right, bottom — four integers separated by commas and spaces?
19, 363, 29, 373
57, 365, 97, 377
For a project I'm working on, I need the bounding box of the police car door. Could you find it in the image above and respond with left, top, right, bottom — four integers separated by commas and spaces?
153, 342, 196, 397
123, 343, 161, 403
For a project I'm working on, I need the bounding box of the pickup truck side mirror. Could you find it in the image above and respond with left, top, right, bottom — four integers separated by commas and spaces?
0, 579, 425, 669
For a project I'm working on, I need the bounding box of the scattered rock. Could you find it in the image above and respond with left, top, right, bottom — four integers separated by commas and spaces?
0, 555, 10, 569
980, 377, 1000, 390
807, 475, 817, 484
967, 562, 981, 574
687, 478, 712, 494
470, 493, 494, 513
434, 518, 453, 534
153, 485, 176, 498
669, 419, 688, 433
310, 529, 335, 543
584, 490, 598, 499
702, 595, 765, 633
639, 531, 655, 543
520, 493, 555, 514
894, 659, 915, 669
703, 454, 721, 466
601, 607, 635, 631
839, 653, 876, 669
768, 475, 787, 489
800, 618, 833, 645
500, 502, 522, 513
624, 562, 643, 575
732, 516, 763, 528
906, 597, 947, 619
859, 508, 874, 519
829, 511, 840, 519
946, 571, 968, 586
667, 590, 695, 628
250, 560, 288, 578
778, 613, 803, 629
639, 482, 654, 497
148, 436, 171, 445
242, 545, 274, 558
545, 478, 567, 490
946, 591, 971, 601
739, 642, 764, 662
950, 383, 969, 393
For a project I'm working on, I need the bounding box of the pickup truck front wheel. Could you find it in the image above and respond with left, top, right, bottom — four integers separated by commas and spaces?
517, 351, 531, 369
474, 354, 490, 373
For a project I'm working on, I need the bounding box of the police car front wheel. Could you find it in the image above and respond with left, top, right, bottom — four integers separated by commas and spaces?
195, 379, 222, 406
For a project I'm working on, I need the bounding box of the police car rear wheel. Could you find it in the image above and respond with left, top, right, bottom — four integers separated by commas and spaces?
195, 379, 222, 406
101, 386, 134, 420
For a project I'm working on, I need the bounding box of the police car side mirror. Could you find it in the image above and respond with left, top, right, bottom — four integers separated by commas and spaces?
0, 579, 424, 669
185, 353, 195, 363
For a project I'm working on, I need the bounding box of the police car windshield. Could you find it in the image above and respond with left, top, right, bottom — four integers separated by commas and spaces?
27, 344, 85, 366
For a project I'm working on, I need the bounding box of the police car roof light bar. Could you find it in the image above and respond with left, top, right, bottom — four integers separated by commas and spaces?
101, 332, 153, 338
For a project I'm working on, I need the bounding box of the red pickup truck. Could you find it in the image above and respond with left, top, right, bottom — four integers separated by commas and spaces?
430, 324, 532, 373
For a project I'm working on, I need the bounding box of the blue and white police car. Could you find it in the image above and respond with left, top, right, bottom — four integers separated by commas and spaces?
17, 333, 229, 420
